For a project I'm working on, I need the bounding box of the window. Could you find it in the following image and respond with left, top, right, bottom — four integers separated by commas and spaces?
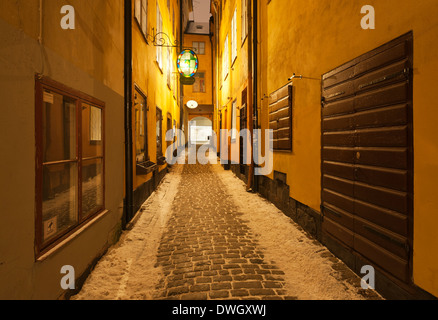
156, 107, 163, 158
134, 87, 148, 164
231, 9, 237, 63
241, 0, 248, 43
231, 100, 237, 142
35, 77, 105, 256
192, 41, 205, 55
156, 4, 163, 70
223, 34, 229, 80
135, 0, 148, 38
193, 72, 206, 93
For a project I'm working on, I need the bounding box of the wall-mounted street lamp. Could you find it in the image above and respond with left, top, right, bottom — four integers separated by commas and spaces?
187, 100, 198, 109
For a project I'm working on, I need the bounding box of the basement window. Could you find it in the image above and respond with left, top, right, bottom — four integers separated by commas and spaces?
35, 76, 105, 257
192, 41, 205, 55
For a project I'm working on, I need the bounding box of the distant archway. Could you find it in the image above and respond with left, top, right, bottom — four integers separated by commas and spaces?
189, 116, 212, 145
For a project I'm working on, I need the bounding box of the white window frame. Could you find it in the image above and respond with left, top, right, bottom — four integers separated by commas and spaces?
135, 0, 148, 38
156, 4, 163, 70
167, 48, 171, 89
241, 0, 248, 44
231, 100, 237, 142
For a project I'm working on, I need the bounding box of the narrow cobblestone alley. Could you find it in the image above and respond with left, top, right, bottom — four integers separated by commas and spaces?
72, 159, 382, 301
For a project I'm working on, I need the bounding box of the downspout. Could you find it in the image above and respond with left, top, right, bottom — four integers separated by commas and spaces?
209, 18, 214, 145
211, 1, 219, 154
246, 0, 254, 191
123, 0, 134, 227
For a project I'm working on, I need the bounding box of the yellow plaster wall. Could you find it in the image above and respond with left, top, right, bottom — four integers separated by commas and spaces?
132, 0, 181, 188
0, 0, 125, 299
183, 34, 213, 106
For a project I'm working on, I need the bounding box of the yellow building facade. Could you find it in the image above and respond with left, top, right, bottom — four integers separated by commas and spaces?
213, 0, 438, 298
182, 27, 214, 146
0, 0, 189, 300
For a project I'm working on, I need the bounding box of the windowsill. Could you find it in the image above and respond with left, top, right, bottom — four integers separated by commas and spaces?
36, 209, 110, 263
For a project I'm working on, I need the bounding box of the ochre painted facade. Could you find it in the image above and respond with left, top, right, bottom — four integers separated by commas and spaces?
261, 0, 438, 297
0, 0, 125, 299
212, 0, 250, 162
132, 0, 182, 190
213, 0, 438, 298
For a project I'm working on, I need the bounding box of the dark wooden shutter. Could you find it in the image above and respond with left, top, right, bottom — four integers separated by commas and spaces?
269, 84, 293, 151
321, 32, 413, 283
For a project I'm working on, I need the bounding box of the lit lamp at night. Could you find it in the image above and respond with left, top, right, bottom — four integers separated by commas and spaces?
187, 100, 198, 109
177, 49, 199, 78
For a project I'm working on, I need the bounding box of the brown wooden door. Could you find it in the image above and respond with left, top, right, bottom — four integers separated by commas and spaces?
321, 32, 413, 283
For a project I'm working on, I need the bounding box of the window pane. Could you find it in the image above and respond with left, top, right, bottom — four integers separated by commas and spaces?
42, 162, 78, 243
82, 158, 103, 218
135, 91, 147, 163
192, 42, 198, 53
43, 91, 76, 163
199, 42, 205, 55
82, 103, 103, 158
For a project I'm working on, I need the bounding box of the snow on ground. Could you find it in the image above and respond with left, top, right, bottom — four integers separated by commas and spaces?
72, 164, 183, 300
214, 164, 372, 300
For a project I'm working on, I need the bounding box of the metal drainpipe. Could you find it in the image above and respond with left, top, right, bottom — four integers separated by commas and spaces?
209, 19, 215, 144
252, 0, 259, 192
123, 0, 134, 227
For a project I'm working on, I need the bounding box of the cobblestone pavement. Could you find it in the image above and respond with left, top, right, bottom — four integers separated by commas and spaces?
154, 163, 294, 300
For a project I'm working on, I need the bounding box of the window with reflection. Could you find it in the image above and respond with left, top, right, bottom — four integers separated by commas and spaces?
134, 88, 148, 163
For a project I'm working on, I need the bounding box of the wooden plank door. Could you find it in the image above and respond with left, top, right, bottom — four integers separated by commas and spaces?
321, 32, 413, 283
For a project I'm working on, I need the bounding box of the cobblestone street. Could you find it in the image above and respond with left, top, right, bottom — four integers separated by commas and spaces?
155, 163, 291, 300
73, 160, 382, 300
